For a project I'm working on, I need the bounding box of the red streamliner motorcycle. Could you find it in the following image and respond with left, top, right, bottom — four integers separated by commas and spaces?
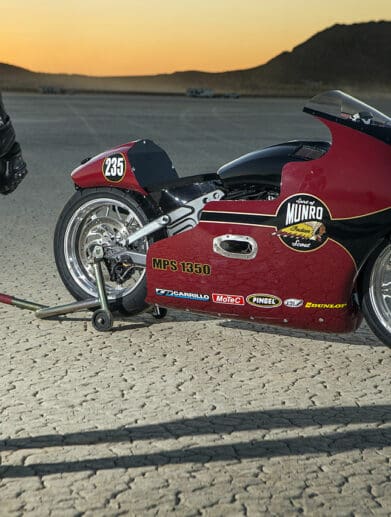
54, 91, 391, 346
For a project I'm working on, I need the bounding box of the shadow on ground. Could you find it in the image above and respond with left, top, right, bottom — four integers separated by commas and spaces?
48, 308, 383, 347
1, 404, 390, 478
219, 319, 382, 347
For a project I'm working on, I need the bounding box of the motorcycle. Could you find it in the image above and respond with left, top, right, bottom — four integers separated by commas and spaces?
54, 90, 391, 346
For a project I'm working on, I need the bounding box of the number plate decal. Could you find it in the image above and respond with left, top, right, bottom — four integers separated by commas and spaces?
102, 153, 127, 183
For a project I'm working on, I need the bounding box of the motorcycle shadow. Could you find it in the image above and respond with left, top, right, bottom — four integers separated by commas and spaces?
49, 311, 382, 347
121, 311, 382, 347
219, 319, 382, 347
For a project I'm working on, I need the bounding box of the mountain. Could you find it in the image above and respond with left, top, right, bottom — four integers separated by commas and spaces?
246, 21, 390, 86
0, 21, 390, 95
0, 63, 32, 75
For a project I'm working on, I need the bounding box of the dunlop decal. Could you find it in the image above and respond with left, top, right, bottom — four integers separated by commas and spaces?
305, 302, 347, 309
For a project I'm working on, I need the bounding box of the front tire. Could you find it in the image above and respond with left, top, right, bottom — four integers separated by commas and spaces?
54, 188, 155, 315
361, 241, 391, 347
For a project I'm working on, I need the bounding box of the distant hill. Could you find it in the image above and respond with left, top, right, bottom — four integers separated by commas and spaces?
1, 21, 390, 96
244, 21, 390, 87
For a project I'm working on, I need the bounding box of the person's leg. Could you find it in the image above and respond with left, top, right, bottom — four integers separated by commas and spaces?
0, 92, 28, 194
0, 93, 16, 158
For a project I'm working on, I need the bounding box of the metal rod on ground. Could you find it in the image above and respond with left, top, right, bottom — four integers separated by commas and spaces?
35, 298, 100, 319
93, 261, 110, 313
0, 245, 114, 328
0, 292, 100, 317
0, 293, 47, 311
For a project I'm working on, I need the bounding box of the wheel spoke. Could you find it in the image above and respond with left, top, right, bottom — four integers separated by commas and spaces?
114, 205, 123, 221
64, 197, 148, 300
381, 281, 391, 297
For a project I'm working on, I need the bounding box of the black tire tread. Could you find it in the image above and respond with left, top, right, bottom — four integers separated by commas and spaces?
54, 187, 155, 316
360, 240, 391, 347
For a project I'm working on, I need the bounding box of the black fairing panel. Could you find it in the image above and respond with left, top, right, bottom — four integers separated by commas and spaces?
127, 139, 179, 190
217, 141, 330, 188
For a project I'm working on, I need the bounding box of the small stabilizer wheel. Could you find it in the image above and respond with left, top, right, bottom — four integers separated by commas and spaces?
152, 306, 168, 319
92, 309, 113, 332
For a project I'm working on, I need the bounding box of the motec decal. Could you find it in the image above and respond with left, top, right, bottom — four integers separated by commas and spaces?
305, 302, 347, 309
102, 153, 127, 183
246, 294, 282, 308
212, 293, 245, 306
156, 289, 209, 302
275, 194, 330, 251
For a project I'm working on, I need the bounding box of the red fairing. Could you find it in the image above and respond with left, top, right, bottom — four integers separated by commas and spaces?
146, 117, 391, 334
146, 221, 361, 334
282, 118, 391, 217
71, 141, 147, 195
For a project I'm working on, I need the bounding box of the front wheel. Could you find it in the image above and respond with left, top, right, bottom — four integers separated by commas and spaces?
54, 188, 156, 315
361, 241, 391, 347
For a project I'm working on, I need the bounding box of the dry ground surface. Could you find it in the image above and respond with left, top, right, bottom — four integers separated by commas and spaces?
0, 93, 390, 516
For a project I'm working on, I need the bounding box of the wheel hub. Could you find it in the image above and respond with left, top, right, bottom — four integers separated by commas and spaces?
64, 197, 148, 299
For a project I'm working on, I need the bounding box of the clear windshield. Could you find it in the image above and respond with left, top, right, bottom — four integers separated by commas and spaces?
304, 90, 391, 144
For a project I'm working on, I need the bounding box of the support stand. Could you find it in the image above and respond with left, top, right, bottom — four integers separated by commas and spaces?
0, 245, 114, 331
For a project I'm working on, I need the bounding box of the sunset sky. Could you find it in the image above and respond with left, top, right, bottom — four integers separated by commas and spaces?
1, 0, 390, 76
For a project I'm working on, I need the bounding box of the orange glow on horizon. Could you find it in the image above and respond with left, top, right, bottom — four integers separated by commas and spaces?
1, 0, 390, 76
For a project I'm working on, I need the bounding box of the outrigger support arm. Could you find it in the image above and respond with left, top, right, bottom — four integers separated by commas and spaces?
0, 245, 114, 331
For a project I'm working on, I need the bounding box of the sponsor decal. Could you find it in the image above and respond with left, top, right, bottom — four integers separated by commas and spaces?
212, 293, 245, 306
305, 302, 347, 309
152, 258, 211, 275
102, 153, 127, 183
275, 194, 330, 251
246, 293, 282, 308
284, 298, 304, 308
156, 288, 209, 302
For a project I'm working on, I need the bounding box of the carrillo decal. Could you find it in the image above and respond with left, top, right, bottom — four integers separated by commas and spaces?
246, 294, 282, 308
156, 288, 209, 302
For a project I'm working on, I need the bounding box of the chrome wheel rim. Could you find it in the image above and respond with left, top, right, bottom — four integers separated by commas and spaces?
64, 197, 147, 299
369, 244, 391, 333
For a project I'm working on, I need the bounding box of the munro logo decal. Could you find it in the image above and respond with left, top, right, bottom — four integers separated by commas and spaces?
246, 294, 282, 308
275, 195, 330, 252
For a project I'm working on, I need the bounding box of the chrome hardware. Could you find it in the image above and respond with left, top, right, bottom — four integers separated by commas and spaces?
213, 234, 258, 260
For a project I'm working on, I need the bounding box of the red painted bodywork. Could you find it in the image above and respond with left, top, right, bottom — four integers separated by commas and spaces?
145, 119, 391, 333
70, 116, 391, 334
71, 141, 147, 196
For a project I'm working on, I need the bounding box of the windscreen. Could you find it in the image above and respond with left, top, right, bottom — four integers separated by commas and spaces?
304, 90, 391, 145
